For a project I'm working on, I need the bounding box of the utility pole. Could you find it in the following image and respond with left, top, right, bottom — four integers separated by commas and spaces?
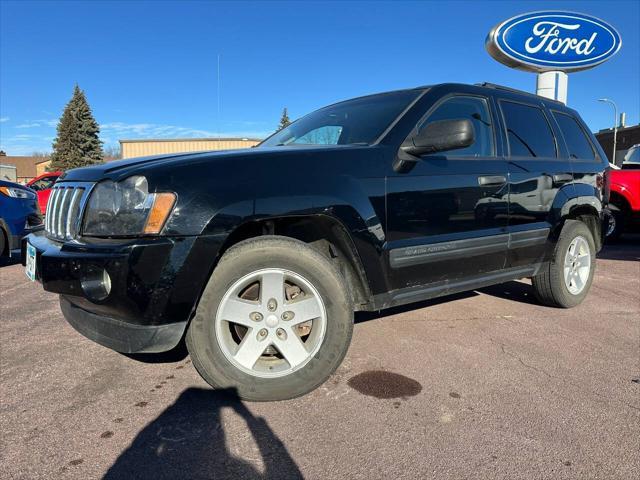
217, 53, 221, 139
598, 98, 618, 164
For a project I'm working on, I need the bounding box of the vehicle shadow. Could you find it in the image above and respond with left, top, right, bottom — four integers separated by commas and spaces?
598, 234, 640, 262
122, 340, 189, 364
354, 291, 478, 323
476, 280, 540, 306
0, 252, 22, 268
103, 387, 303, 480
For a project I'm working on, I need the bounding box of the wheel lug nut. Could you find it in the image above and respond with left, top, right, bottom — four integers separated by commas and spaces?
258, 328, 268, 340
267, 298, 277, 312
276, 328, 287, 340
250, 312, 263, 322
281, 311, 295, 321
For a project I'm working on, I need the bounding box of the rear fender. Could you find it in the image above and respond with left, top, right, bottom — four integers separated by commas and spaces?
553, 183, 603, 250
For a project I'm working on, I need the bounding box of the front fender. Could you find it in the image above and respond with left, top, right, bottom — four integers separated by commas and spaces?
200, 174, 389, 296
610, 182, 640, 211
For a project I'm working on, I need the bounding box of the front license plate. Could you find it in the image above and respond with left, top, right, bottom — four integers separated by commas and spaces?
25, 243, 36, 281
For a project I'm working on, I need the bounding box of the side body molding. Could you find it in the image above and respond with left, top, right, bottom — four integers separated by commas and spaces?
389, 228, 549, 269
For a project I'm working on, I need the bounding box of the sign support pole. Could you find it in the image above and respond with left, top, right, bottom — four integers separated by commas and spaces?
536, 71, 568, 104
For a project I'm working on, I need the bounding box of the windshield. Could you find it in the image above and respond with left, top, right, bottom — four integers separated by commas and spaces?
261, 90, 421, 147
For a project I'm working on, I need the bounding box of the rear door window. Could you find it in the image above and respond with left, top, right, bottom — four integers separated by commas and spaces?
552, 112, 596, 160
500, 101, 557, 158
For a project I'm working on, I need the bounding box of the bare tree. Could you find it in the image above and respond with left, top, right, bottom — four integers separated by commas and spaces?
31, 151, 51, 160
103, 145, 122, 162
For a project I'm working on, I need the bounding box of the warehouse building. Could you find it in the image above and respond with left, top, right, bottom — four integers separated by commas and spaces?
119, 137, 261, 159
594, 124, 640, 166
0, 152, 50, 182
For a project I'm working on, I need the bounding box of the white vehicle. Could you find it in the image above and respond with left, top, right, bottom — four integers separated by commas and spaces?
622, 144, 640, 169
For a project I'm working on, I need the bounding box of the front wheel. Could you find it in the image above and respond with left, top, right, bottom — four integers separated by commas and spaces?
186, 236, 353, 401
0, 228, 6, 256
532, 220, 596, 308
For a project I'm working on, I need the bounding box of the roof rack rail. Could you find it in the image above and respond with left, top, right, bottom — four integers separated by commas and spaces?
475, 82, 563, 103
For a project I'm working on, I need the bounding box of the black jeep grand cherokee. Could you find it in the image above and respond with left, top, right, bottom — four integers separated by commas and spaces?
25, 83, 609, 401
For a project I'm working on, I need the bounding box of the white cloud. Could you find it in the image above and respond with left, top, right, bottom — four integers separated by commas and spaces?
8, 118, 57, 129
0, 133, 54, 155
100, 122, 269, 140
0, 117, 9, 123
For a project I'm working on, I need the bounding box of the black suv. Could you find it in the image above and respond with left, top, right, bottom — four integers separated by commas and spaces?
24, 83, 609, 401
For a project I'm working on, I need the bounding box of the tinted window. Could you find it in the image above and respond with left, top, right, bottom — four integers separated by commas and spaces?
501, 101, 556, 158
553, 112, 595, 160
418, 96, 494, 157
261, 90, 420, 147
511, 179, 538, 194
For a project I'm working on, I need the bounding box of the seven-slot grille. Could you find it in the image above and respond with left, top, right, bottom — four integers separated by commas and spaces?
45, 182, 93, 240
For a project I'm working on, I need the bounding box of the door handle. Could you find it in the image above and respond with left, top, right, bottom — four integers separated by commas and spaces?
478, 175, 506, 186
552, 173, 573, 184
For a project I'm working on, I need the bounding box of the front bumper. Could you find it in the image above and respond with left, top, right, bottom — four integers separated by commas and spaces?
23, 230, 223, 353
60, 297, 186, 353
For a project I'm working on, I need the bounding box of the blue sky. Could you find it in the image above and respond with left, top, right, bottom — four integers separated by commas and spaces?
0, 0, 638, 155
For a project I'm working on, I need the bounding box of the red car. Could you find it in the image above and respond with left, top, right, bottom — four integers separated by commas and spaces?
26, 171, 62, 214
607, 149, 640, 240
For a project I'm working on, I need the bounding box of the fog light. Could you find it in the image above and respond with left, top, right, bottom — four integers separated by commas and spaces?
81, 266, 112, 302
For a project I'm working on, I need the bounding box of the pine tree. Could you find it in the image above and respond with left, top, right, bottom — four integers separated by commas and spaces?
49, 85, 103, 171
277, 107, 291, 131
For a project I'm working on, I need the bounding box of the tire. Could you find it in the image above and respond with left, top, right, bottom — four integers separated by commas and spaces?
604, 204, 625, 242
186, 235, 353, 401
0, 227, 6, 257
532, 220, 596, 308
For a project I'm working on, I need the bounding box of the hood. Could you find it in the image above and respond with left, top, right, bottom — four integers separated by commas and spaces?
0, 179, 34, 192
59, 145, 371, 183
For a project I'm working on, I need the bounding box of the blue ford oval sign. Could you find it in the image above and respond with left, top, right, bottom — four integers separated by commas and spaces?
486, 11, 622, 72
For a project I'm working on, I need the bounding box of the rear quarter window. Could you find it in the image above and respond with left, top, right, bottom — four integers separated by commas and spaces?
552, 111, 596, 161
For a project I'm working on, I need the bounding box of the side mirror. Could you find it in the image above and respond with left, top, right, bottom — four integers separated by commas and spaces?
402, 118, 475, 157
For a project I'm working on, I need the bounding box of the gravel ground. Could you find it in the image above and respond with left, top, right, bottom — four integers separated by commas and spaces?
1, 236, 638, 480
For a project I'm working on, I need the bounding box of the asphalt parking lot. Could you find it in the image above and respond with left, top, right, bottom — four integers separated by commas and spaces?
1, 236, 638, 480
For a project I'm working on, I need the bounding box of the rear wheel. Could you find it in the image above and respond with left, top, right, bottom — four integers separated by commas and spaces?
604, 204, 625, 242
532, 220, 596, 308
186, 236, 353, 401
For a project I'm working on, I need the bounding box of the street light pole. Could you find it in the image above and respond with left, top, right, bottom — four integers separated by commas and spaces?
598, 98, 618, 165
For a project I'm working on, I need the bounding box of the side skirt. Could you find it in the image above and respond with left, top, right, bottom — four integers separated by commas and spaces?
370, 263, 544, 311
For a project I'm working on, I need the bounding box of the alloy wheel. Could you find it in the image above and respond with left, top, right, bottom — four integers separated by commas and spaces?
563, 236, 591, 295
215, 268, 327, 378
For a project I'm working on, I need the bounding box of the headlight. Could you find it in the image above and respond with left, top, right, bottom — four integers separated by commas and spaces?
0, 186, 36, 199
82, 176, 176, 237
